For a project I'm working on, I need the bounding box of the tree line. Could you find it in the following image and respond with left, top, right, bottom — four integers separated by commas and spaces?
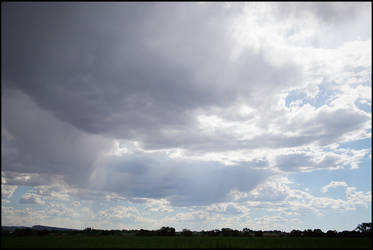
2, 222, 371, 238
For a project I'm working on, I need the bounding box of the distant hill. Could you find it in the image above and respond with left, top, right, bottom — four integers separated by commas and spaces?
2, 225, 78, 232
31, 225, 77, 231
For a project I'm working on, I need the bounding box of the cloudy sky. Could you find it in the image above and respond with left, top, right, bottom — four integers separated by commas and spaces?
1, 2, 371, 232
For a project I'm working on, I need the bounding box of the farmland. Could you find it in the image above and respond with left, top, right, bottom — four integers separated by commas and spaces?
2, 235, 371, 248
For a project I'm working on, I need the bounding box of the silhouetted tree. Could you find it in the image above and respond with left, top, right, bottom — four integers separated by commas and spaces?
221, 228, 240, 237
181, 229, 193, 236
207, 229, 220, 236
290, 230, 302, 237
312, 229, 324, 237
242, 228, 253, 237
136, 229, 155, 236
326, 230, 337, 237
101, 230, 113, 236
339, 230, 360, 238
303, 229, 314, 237
83, 227, 101, 236
355, 222, 372, 233
254, 230, 263, 237
158, 226, 176, 236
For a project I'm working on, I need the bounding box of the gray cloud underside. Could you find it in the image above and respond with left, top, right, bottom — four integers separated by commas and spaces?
275, 153, 340, 172
3, 3, 369, 153
2, 88, 272, 205
2, 88, 112, 187
273, 2, 371, 48
2, 3, 300, 145
91, 152, 271, 206
2, 3, 371, 206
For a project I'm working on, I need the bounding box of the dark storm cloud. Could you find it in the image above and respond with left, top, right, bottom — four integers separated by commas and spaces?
2, 2, 300, 148
273, 2, 369, 23
2, 86, 273, 205
2, 2, 219, 135
2, 2, 370, 207
1, 87, 112, 187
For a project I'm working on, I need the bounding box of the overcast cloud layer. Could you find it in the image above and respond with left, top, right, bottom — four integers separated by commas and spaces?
2, 2, 371, 231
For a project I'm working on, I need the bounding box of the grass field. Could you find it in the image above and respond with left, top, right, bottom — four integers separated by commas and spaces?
1, 236, 372, 248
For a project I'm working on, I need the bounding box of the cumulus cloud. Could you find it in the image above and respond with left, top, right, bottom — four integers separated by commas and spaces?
274, 147, 369, 172
144, 199, 173, 213
2, 172, 18, 199
33, 185, 71, 201
72, 201, 81, 207
97, 206, 140, 220
19, 193, 45, 206
321, 181, 348, 193
2, 185, 17, 199
205, 202, 248, 215
230, 175, 371, 217
254, 215, 288, 227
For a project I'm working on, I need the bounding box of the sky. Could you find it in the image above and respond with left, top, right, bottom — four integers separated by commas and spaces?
1, 2, 371, 232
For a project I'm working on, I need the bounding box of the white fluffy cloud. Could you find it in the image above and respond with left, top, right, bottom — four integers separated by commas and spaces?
321, 181, 348, 193
20, 193, 45, 206
2, 185, 17, 199
2, 172, 18, 199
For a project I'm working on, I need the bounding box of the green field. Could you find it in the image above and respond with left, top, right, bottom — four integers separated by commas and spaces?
1, 236, 372, 248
